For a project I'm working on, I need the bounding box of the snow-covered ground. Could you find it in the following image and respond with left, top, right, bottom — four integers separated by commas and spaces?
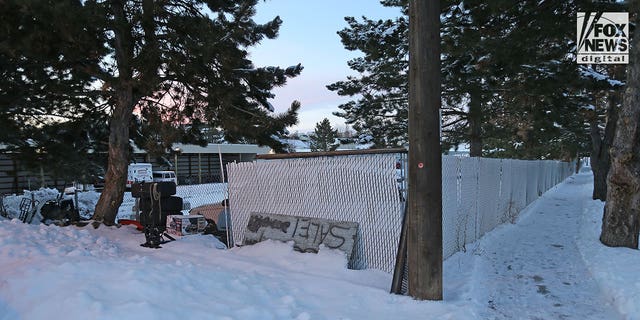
0, 170, 638, 320
1, 182, 228, 223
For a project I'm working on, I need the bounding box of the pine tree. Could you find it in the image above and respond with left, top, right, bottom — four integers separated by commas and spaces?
326, 1, 408, 148
325, 1, 514, 154
13, 112, 110, 185
477, 1, 595, 160
441, 1, 607, 160
0, 0, 106, 182
309, 118, 340, 152
576, 3, 628, 200
0, 0, 303, 225
329, 0, 606, 160
600, 8, 640, 249
583, 65, 625, 200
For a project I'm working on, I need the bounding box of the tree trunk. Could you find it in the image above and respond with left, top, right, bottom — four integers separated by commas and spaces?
468, 89, 483, 157
91, 0, 135, 225
92, 88, 135, 225
600, 18, 640, 249
591, 96, 618, 201
590, 115, 606, 199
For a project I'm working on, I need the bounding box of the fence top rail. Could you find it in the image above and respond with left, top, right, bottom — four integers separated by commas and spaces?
256, 148, 408, 160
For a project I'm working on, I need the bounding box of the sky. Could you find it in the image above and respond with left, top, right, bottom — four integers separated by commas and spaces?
0, 169, 637, 319
249, 0, 402, 133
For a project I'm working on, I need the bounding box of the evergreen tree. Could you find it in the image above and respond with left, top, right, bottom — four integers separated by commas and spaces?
581, 65, 625, 200
329, 0, 610, 160
477, 1, 593, 160
13, 112, 110, 185
327, 1, 408, 148
309, 118, 340, 152
601, 8, 639, 249
0, 0, 303, 225
0, 1, 106, 182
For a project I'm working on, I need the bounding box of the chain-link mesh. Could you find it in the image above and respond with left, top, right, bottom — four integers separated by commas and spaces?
526, 161, 539, 205
457, 157, 479, 247
477, 158, 502, 239
441, 156, 460, 257
226, 153, 575, 273
117, 183, 228, 220
227, 153, 404, 272
441, 158, 575, 260
498, 159, 513, 224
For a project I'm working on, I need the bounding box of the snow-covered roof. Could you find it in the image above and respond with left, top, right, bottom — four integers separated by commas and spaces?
132, 143, 272, 155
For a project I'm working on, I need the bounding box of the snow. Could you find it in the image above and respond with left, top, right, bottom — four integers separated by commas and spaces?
2, 183, 229, 223
280, 138, 310, 151
0, 169, 638, 319
263, 100, 275, 112
460, 171, 622, 319
579, 66, 625, 87
278, 138, 375, 152
577, 193, 640, 319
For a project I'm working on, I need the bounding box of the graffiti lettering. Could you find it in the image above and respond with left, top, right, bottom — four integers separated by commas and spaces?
294, 218, 310, 238
243, 213, 359, 261
246, 215, 290, 233
326, 224, 349, 249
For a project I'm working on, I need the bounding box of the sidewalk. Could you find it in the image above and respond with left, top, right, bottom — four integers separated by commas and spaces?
457, 172, 623, 319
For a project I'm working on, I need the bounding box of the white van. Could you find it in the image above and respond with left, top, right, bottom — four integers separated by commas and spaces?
153, 170, 178, 185
127, 163, 153, 188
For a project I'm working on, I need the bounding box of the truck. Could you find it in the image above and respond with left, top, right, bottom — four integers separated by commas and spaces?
127, 163, 153, 188
152, 170, 178, 186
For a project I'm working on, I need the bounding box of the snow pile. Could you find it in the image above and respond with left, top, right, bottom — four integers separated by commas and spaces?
1, 188, 62, 219
0, 219, 470, 320
577, 199, 640, 319
281, 138, 311, 152
1, 188, 100, 222
0, 170, 637, 319
2, 183, 230, 223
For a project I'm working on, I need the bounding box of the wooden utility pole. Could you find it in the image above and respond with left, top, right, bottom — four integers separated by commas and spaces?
407, 0, 443, 300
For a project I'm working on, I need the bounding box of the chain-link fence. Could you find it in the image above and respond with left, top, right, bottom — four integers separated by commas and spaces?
227, 151, 405, 272
3, 149, 574, 273
117, 183, 229, 220
226, 151, 575, 274
443, 157, 575, 259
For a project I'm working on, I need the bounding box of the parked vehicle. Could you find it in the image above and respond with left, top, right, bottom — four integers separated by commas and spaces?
153, 170, 178, 186
127, 163, 153, 188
